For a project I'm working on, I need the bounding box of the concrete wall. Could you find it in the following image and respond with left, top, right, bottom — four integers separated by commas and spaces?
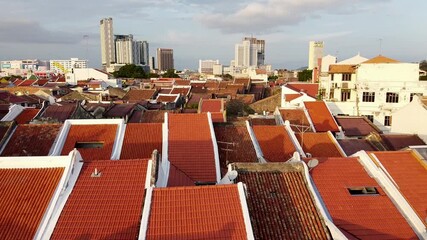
391, 96, 427, 142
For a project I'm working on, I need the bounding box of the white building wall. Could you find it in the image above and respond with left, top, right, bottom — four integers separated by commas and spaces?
391, 96, 427, 142
308, 41, 323, 70
357, 63, 419, 82
100, 18, 115, 67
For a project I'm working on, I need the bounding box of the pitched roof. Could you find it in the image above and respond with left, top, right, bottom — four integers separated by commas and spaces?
252, 125, 296, 162
337, 139, 376, 156
210, 112, 226, 123
60, 91, 99, 101
0, 91, 29, 104
0, 167, 64, 239
380, 134, 426, 150
103, 103, 136, 118
328, 64, 356, 73
234, 78, 251, 89
233, 162, 331, 239
335, 116, 381, 137
371, 151, 427, 224
304, 101, 340, 132
14, 108, 40, 124
310, 157, 417, 239
174, 79, 190, 86
214, 125, 258, 168
170, 86, 191, 96
168, 114, 217, 186
279, 108, 312, 132
51, 159, 149, 239
41, 104, 77, 122
200, 99, 223, 113
122, 89, 156, 102
156, 94, 179, 103
284, 93, 302, 101
120, 123, 162, 159
286, 83, 319, 98
235, 94, 255, 105
61, 124, 117, 161
145, 184, 248, 239
140, 110, 168, 123
362, 55, 400, 64
296, 132, 343, 157
249, 118, 276, 126
1, 124, 61, 156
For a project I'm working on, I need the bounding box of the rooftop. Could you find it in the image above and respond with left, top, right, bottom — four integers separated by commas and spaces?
380, 134, 426, 150
285, 83, 319, 98
40, 104, 77, 122
140, 110, 168, 123
362, 55, 400, 64
14, 108, 40, 124
328, 64, 356, 73
252, 125, 296, 162
122, 89, 156, 102
296, 132, 343, 157
279, 108, 312, 132
337, 139, 376, 156
304, 101, 340, 132
120, 123, 162, 159
335, 116, 381, 137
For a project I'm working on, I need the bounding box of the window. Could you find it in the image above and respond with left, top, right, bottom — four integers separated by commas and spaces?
319, 88, 326, 99
348, 187, 379, 195
331, 74, 334, 81
363, 115, 374, 123
362, 92, 375, 102
342, 73, 352, 81
341, 89, 351, 101
410, 93, 422, 102
384, 116, 391, 126
329, 89, 334, 99
74, 142, 104, 149
386, 92, 399, 103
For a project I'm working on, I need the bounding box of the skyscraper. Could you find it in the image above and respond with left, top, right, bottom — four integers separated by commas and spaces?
234, 37, 264, 68
115, 34, 139, 64
157, 48, 174, 71
244, 37, 265, 66
138, 41, 149, 65
308, 41, 324, 70
100, 18, 115, 68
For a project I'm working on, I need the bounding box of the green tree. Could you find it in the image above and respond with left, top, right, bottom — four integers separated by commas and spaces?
113, 64, 147, 78
420, 60, 427, 71
298, 69, 313, 82
162, 69, 180, 78
268, 75, 278, 82
226, 99, 255, 117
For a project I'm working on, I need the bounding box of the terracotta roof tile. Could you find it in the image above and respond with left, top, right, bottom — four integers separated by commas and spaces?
253, 126, 296, 162
168, 114, 217, 186
372, 151, 427, 224
146, 185, 247, 240
296, 132, 343, 157
14, 108, 40, 124
235, 94, 255, 105
1, 124, 61, 156
310, 157, 417, 239
170, 87, 191, 96
328, 64, 356, 73
363, 55, 400, 64
140, 110, 168, 123
120, 123, 162, 159
200, 99, 223, 113
156, 94, 179, 103
335, 116, 381, 137
41, 104, 77, 122
214, 125, 257, 168
123, 89, 156, 102
337, 139, 376, 156
103, 103, 136, 118
187, 93, 211, 106
0, 167, 64, 239
279, 108, 312, 132
18, 79, 37, 86
61, 124, 117, 161
249, 118, 276, 126
204, 80, 220, 89
380, 134, 426, 150
128, 110, 143, 123
304, 101, 340, 132
234, 78, 250, 89
211, 112, 226, 122
51, 159, 149, 239
234, 163, 330, 240
286, 83, 319, 98
284, 93, 302, 101
174, 80, 190, 86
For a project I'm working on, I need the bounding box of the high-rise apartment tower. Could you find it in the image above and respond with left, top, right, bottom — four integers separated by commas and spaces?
157, 48, 174, 71
100, 18, 115, 68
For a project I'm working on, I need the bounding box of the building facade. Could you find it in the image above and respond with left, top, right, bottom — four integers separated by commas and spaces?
308, 41, 324, 70
50, 58, 88, 73
100, 18, 115, 68
115, 34, 140, 65
137, 41, 149, 65
157, 48, 174, 71
198, 60, 219, 74
235, 39, 258, 68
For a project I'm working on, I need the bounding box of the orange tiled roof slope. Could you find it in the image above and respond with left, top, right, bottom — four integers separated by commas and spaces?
51, 159, 149, 239
235, 163, 330, 239
1, 124, 61, 156
337, 139, 376, 156
123, 89, 156, 102
249, 118, 276, 126
120, 123, 162, 159
140, 110, 168, 123
0, 167, 64, 239
40, 104, 76, 122
380, 134, 426, 150
200, 99, 223, 113
168, 114, 217, 186
304, 101, 340, 132
145, 185, 248, 239
253, 125, 296, 162
372, 151, 427, 223
214, 125, 258, 168
310, 157, 417, 239
363, 55, 400, 64
279, 108, 312, 132
329, 64, 356, 73
61, 124, 117, 161
286, 83, 319, 98
296, 132, 343, 157
15, 108, 40, 124
335, 116, 381, 137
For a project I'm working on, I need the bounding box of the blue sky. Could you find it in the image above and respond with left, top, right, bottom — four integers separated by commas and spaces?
0, 0, 426, 70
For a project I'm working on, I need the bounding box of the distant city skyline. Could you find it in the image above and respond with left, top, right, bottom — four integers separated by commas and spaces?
1, 1, 427, 70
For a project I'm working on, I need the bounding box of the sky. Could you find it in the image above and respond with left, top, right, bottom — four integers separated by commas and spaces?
1, 0, 426, 70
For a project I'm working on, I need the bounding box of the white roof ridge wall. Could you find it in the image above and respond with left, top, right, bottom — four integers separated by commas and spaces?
138, 186, 154, 240
1, 104, 24, 121
110, 120, 126, 160
237, 182, 255, 240
284, 120, 306, 158
207, 112, 221, 183
245, 120, 267, 163
156, 112, 169, 187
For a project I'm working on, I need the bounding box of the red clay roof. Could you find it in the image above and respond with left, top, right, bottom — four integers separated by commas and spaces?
41, 104, 77, 122
296, 132, 343, 157
337, 139, 376, 156
234, 78, 251, 89
235, 94, 255, 105
253, 126, 296, 162
140, 110, 168, 123
174, 80, 190, 86
61, 124, 117, 161
335, 116, 380, 137
120, 123, 162, 159
200, 99, 223, 113
170, 87, 191, 96
286, 83, 319, 98
279, 108, 312, 132
145, 184, 247, 239
284, 93, 302, 101
214, 125, 258, 169
310, 157, 417, 239
210, 112, 225, 123
51, 159, 149, 239
249, 118, 276, 126
15, 108, 40, 124
123, 89, 156, 102
372, 151, 427, 224
363, 55, 400, 64
235, 163, 330, 239
380, 134, 426, 150
0, 167, 64, 239
1, 124, 61, 156
329, 64, 356, 73
304, 101, 340, 132
168, 114, 216, 186
103, 103, 136, 118
156, 94, 178, 103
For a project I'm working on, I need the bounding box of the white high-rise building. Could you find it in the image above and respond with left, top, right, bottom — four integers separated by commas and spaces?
50, 58, 88, 73
235, 39, 258, 68
308, 41, 324, 70
115, 34, 140, 64
100, 18, 115, 68
198, 60, 219, 74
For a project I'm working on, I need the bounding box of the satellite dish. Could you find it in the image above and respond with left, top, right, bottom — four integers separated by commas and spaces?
307, 159, 319, 168
228, 170, 238, 181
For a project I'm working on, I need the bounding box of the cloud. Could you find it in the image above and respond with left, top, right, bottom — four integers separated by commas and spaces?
0, 20, 84, 44
195, 0, 389, 34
